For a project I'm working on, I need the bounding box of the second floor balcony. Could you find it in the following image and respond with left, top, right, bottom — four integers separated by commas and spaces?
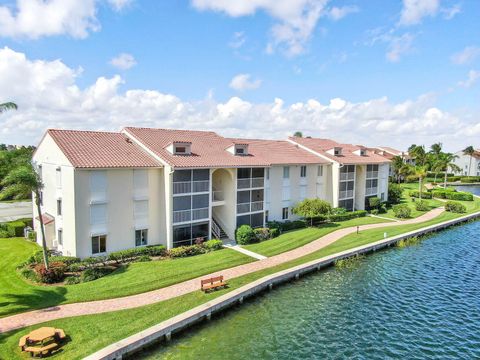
237, 177, 264, 189
173, 180, 209, 195
237, 201, 264, 214
173, 207, 209, 224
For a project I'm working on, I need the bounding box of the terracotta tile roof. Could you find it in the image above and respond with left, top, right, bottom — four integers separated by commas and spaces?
47, 129, 161, 168
378, 146, 404, 156
289, 137, 390, 164
228, 138, 330, 165
124, 127, 328, 168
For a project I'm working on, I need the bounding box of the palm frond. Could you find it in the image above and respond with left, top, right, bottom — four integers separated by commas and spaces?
0, 102, 18, 113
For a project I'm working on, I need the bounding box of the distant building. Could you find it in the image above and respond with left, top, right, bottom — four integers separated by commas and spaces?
451, 149, 480, 176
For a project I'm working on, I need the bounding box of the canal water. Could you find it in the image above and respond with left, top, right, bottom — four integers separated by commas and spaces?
138, 187, 480, 360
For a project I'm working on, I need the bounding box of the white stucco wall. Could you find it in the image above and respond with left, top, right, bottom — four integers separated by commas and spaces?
451, 152, 480, 176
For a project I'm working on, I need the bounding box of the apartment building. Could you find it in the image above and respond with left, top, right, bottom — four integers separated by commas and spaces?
451, 149, 480, 176
32, 127, 390, 258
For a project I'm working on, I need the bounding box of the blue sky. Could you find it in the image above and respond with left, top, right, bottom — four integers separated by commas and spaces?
0, 0, 479, 150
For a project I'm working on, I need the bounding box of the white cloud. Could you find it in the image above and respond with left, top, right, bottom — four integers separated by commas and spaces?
107, 0, 133, 11
367, 28, 415, 62
441, 3, 461, 19
109, 53, 137, 70
229, 31, 246, 49
451, 46, 480, 65
398, 0, 440, 26
192, 0, 351, 57
0, 47, 476, 150
458, 70, 480, 88
327, 5, 359, 21
229, 73, 262, 91
0, 0, 99, 39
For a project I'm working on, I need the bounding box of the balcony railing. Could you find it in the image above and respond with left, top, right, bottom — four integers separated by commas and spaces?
173, 207, 209, 223
173, 180, 209, 194
251, 201, 264, 212
366, 171, 379, 179
339, 190, 354, 199
366, 187, 378, 196
340, 172, 355, 181
237, 203, 250, 214
237, 201, 264, 214
173, 236, 207, 247
212, 191, 224, 202
237, 177, 264, 189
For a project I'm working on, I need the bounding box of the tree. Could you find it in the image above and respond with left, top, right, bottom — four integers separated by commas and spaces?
292, 198, 332, 226
0, 102, 17, 113
409, 145, 427, 166
463, 146, 475, 176
430, 142, 442, 155
398, 163, 414, 183
428, 143, 443, 182
414, 165, 428, 199
434, 153, 460, 188
391, 155, 405, 183
293, 131, 303, 138
0, 164, 49, 269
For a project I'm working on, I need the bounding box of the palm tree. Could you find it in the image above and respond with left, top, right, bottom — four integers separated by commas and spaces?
428, 143, 443, 183
415, 165, 428, 199
391, 155, 405, 183
0, 102, 17, 113
0, 163, 49, 269
463, 146, 475, 176
410, 145, 427, 167
430, 142, 442, 155
398, 163, 414, 183
293, 131, 303, 137
434, 153, 460, 188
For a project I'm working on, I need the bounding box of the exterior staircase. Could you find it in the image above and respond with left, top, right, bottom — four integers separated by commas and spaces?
212, 217, 229, 240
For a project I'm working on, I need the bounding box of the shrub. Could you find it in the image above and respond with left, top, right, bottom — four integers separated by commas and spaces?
81, 267, 115, 282
445, 191, 473, 201
27, 230, 36, 241
447, 176, 461, 182
445, 201, 466, 213
270, 228, 280, 238
368, 197, 381, 210
133, 255, 152, 262
415, 200, 430, 211
328, 210, 367, 222
34, 261, 67, 284
64, 276, 81, 285
235, 225, 257, 245
203, 239, 223, 251
253, 228, 270, 241
379, 203, 387, 214
292, 198, 332, 224
5, 220, 26, 237
409, 190, 432, 199
168, 245, 206, 258
0, 224, 15, 238
266, 220, 307, 233
50, 255, 81, 265
331, 207, 347, 215
68, 262, 85, 272
460, 177, 480, 183
370, 209, 379, 215
20, 267, 38, 282
392, 204, 411, 218
388, 183, 403, 204
145, 245, 167, 257
397, 236, 421, 248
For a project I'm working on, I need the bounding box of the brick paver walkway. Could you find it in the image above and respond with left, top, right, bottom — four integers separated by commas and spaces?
0, 207, 444, 333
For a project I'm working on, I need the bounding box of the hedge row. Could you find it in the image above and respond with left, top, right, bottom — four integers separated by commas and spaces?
0, 218, 33, 238
409, 190, 433, 199
432, 189, 473, 201
445, 201, 467, 213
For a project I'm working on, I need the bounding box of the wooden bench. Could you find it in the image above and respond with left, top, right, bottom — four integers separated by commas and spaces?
18, 335, 28, 350
201, 275, 227, 292
25, 343, 58, 358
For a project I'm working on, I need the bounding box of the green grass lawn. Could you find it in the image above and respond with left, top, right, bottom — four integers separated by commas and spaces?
243, 216, 391, 257
0, 240, 254, 318
1, 200, 479, 359
380, 182, 444, 220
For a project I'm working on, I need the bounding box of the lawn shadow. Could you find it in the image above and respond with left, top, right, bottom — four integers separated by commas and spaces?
0, 287, 67, 318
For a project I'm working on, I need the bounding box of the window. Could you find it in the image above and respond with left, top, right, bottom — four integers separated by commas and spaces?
235, 147, 244, 155
237, 168, 251, 179
300, 166, 307, 178
57, 199, 62, 216
283, 166, 290, 179
57, 229, 63, 245
135, 229, 148, 246
175, 146, 186, 154
173, 221, 208, 247
92, 235, 106, 254
56, 167, 62, 188
252, 168, 264, 178
339, 199, 354, 211
317, 165, 323, 176
282, 207, 289, 220
334, 147, 342, 156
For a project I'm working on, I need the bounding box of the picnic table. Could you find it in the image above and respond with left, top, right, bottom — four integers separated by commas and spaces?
19, 327, 66, 358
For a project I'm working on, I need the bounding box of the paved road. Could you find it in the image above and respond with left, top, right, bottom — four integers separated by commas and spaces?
0, 201, 33, 222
